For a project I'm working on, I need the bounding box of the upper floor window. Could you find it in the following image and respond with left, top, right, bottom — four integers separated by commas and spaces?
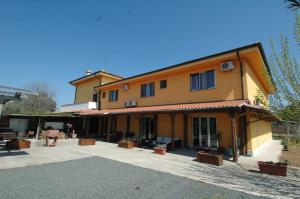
109, 90, 118, 102
141, 82, 155, 97
160, 80, 167, 89
92, 93, 98, 102
190, 70, 215, 91
102, 92, 106, 98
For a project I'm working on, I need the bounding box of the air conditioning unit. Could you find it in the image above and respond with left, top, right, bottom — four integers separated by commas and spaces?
221, 61, 235, 72
124, 101, 130, 107
122, 84, 129, 91
124, 100, 137, 107
130, 100, 137, 107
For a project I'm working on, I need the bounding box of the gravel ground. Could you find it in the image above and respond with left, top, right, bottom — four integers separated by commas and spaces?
0, 157, 264, 199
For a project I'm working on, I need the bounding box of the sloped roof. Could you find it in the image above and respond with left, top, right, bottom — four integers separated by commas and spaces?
80, 100, 249, 116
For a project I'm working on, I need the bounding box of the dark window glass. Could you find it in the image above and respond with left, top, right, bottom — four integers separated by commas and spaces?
191, 74, 199, 91
141, 82, 155, 97
190, 70, 215, 91
207, 70, 215, 88
160, 80, 167, 89
193, 118, 199, 146
102, 92, 106, 98
93, 93, 98, 102
109, 90, 118, 102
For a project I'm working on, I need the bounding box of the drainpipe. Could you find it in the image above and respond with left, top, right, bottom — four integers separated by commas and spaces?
236, 51, 245, 100
237, 51, 248, 155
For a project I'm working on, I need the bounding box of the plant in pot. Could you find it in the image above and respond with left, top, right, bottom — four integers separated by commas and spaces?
6, 138, 31, 150
257, 160, 288, 177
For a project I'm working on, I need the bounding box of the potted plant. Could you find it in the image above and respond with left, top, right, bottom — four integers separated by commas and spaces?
197, 151, 223, 166
78, 138, 96, 146
6, 138, 31, 150
154, 145, 166, 155
257, 161, 288, 177
118, 138, 134, 149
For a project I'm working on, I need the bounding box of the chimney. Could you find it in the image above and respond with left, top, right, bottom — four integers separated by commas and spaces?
85, 69, 93, 76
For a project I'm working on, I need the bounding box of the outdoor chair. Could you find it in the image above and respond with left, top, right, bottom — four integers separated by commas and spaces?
154, 137, 172, 151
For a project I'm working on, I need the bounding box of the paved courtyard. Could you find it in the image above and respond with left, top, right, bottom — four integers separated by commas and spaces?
0, 157, 262, 199
0, 140, 299, 199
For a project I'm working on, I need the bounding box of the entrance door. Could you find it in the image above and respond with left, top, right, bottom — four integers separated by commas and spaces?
143, 117, 155, 140
193, 117, 217, 148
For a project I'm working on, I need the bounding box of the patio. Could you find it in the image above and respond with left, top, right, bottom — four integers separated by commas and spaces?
0, 140, 299, 199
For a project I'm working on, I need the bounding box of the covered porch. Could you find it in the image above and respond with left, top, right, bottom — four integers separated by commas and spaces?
80, 100, 278, 162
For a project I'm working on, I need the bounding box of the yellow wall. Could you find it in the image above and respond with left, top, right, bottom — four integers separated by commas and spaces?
243, 61, 269, 105
187, 112, 232, 148
74, 75, 119, 103
247, 116, 272, 153
75, 78, 100, 103
114, 112, 233, 148
100, 60, 243, 109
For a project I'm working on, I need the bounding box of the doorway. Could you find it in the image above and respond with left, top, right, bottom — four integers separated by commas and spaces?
192, 117, 217, 148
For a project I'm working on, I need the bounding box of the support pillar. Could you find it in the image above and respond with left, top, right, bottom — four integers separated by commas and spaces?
85, 117, 90, 138
154, 114, 158, 139
230, 112, 238, 162
169, 113, 176, 149
35, 117, 41, 140
183, 113, 188, 147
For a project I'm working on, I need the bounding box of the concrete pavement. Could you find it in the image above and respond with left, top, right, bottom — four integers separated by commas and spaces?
0, 140, 299, 199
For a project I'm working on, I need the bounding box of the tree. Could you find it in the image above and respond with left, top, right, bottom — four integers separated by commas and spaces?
285, 0, 300, 10
2, 82, 57, 114
269, 13, 300, 122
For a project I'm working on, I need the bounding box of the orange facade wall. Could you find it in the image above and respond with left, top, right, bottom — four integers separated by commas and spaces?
100, 60, 243, 109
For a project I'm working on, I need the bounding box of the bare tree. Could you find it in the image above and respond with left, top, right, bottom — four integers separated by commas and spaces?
2, 82, 57, 114
285, 0, 300, 10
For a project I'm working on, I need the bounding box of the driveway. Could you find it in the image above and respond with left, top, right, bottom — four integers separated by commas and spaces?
0, 140, 299, 199
0, 157, 262, 199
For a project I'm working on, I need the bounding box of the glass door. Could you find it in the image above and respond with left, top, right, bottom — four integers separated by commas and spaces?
192, 117, 217, 148
143, 117, 155, 140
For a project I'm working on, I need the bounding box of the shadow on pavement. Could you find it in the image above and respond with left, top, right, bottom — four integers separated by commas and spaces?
0, 150, 29, 157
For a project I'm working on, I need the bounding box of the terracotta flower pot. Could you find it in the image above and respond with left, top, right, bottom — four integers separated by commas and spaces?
118, 140, 134, 149
18, 140, 31, 149
154, 147, 166, 155
78, 139, 96, 146
6, 139, 31, 150
257, 161, 287, 177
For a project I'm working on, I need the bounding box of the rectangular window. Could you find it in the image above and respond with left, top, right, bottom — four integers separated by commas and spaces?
92, 93, 98, 102
160, 80, 167, 89
102, 92, 106, 98
109, 90, 118, 102
141, 82, 155, 97
190, 70, 215, 91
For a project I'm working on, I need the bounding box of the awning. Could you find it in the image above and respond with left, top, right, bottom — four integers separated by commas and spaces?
80, 100, 250, 116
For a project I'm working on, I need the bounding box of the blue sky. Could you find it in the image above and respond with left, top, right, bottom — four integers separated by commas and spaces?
0, 0, 297, 106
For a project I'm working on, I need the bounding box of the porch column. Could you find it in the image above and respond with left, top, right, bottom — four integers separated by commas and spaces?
139, 114, 144, 138
183, 113, 188, 147
169, 113, 176, 149
107, 116, 112, 142
154, 114, 158, 139
35, 117, 41, 140
126, 115, 130, 136
230, 112, 238, 162
85, 117, 90, 137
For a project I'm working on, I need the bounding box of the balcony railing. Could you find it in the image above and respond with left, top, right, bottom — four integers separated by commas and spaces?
60, 101, 97, 113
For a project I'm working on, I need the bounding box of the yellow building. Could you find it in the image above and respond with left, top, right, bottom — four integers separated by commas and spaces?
71, 43, 278, 160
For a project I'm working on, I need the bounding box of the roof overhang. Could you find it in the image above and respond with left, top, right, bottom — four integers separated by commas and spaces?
95, 43, 275, 94
69, 71, 123, 86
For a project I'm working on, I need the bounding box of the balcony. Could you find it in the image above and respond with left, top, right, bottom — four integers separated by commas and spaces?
60, 102, 97, 113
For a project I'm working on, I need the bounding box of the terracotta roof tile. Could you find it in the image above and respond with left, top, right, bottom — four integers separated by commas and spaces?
80, 100, 250, 116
